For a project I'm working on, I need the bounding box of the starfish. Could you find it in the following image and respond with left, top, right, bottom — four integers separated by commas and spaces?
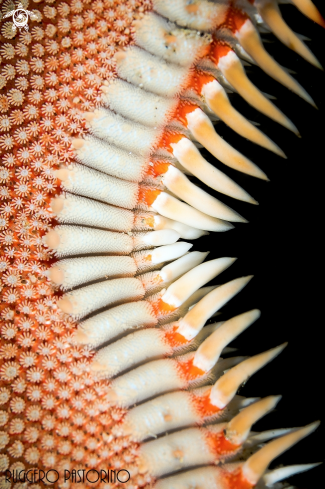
0, 1, 324, 488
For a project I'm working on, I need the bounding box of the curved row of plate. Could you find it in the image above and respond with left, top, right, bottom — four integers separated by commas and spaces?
43, 1, 321, 487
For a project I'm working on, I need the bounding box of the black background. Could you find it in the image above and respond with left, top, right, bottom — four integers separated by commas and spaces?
190, 2, 324, 487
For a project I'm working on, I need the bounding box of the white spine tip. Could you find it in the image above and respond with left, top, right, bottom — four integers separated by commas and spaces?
193, 309, 261, 372
264, 463, 322, 486
243, 421, 320, 485
140, 229, 180, 247
186, 108, 268, 180
210, 342, 286, 409
225, 395, 282, 445
162, 257, 236, 309
152, 192, 234, 232
160, 251, 209, 283
151, 242, 193, 265
177, 275, 253, 341
153, 215, 210, 239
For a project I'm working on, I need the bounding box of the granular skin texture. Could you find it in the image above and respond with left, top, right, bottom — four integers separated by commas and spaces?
0, 1, 151, 487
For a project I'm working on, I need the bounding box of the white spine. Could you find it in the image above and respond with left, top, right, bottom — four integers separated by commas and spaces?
160, 251, 208, 282
177, 276, 252, 340
290, 0, 325, 26
151, 192, 233, 232
91, 329, 170, 378
102, 79, 177, 128
59, 278, 145, 318
136, 229, 180, 247
51, 193, 134, 231
135, 12, 212, 66
115, 46, 190, 97
235, 19, 314, 106
149, 242, 193, 265
74, 136, 147, 182
201, 79, 284, 157
57, 164, 139, 210
153, 0, 228, 31
162, 257, 235, 308
154, 286, 217, 325
216, 50, 297, 134
109, 359, 184, 407
50, 256, 137, 290
249, 428, 295, 445
263, 464, 320, 486
171, 138, 256, 203
153, 215, 208, 239
193, 310, 260, 372
46, 226, 134, 257
75, 301, 157, 347
162, 165, 244, 222
186, 108, 267, 180
139, 427, 215, 477
88, 108, 159, 157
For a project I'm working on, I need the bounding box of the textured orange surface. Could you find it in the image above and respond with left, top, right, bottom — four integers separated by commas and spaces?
206, 430, 240, 457
156, 131, 184, 154
164, 325, 188, 348
192, 389, 221, 419
172, 100, 198, 127
0, 0, 151, 486
209, 39, 232, 63
224, 468, 253, 489
137, 186, 161, 208
177, 356, 205, 381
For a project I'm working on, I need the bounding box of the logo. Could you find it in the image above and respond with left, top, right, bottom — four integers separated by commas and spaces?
3, 2, 38, 33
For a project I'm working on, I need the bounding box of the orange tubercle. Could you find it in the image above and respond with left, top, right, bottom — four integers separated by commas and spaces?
193, 389, 221, 418
151, 298, 177, 317
164, 325, 189, 348
157, 132, 185, 153
138, 186, 162, 207
224, 467, 253, 489
231, 8, 250, 32
209, 38, 233, 64
172, 100, 199, 127
221, 7, 250, 33
177, 357, 205, 381
206, 431, 240, 457
187, 69, 216, 95
145, 160, 171, 179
